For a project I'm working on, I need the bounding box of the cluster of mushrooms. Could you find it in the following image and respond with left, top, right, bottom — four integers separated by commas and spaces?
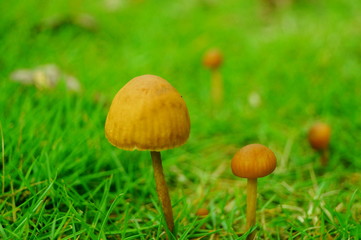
104, 54, 331, 239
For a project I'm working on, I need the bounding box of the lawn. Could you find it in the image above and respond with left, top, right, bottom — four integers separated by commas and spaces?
0, 0, 360, 239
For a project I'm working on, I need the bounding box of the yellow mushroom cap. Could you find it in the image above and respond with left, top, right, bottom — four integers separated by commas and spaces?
308, 122, 331, 150
105, 75, 190, 151
231, 144, 277, 179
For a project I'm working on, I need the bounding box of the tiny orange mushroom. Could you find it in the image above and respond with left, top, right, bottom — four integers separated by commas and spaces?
231, 144, 277, 240
308, 122, 331, 166
203, 48, 224, 105
196, 208, 209, 217
203, 49, 223, 70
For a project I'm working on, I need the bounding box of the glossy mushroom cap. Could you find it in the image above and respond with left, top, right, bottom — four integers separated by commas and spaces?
203, 49, 223, 69
105, 75, 190, 151
231, 144, 277, 179
308, 122, 331, 150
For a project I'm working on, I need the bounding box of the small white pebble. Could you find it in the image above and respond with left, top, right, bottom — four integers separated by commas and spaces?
65, 75, 81, 92
10, 69, 34, 85
248, 91, 262, 108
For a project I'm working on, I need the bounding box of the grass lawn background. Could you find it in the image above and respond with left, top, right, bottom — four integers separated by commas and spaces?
0, 0, 360, 239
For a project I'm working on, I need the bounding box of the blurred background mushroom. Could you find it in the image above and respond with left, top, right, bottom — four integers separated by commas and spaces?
308, 122, 331, 166
203, 48, 224, 106
196, 207, 209, 217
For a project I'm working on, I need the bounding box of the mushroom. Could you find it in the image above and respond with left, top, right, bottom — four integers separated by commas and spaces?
195, 207, 209, 229
105, 75, 190, 233
203, 48, 223, 105
195, 208, 209, 217
308, 122, 331, 166
231, 144, 277, 239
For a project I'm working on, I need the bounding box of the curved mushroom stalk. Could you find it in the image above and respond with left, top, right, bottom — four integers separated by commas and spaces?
151, 151, 174, 232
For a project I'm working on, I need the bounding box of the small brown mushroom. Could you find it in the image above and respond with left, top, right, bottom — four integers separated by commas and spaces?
105, 75, 191, 234
308, 122, 331, 166
231, 144, 277, 240
196, 208, 209, 217
203, 49, 223, 70
203, 49, 223, 105
195, 207, 209, 230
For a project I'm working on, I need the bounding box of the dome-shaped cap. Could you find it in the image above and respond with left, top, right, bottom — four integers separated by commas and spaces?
308, 122, 331, 150
231, 144, 277, 179
105, 75, 190, 151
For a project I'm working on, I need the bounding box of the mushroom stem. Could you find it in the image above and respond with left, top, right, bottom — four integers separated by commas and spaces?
151, 151, 174, 233
246, 178, 257, 240
320, 149, 329, 166
211, 69, 223, 106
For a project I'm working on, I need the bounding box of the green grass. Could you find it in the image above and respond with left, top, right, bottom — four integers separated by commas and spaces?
1, 0, 361, 239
